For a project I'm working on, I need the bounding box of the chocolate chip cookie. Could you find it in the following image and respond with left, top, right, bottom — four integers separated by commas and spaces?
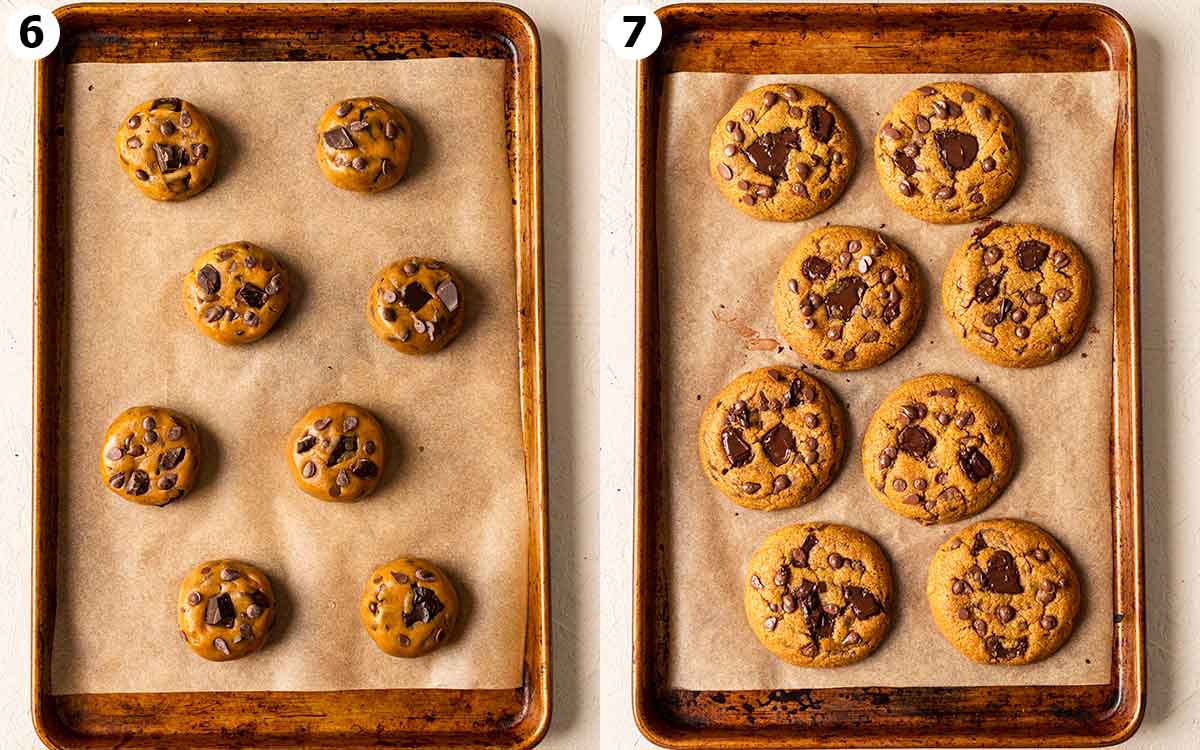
710, 84, 856, 221
875, 83, 1020, 224
942, 221, 1092, 367
927, 519, 1080, 665
115, 97, 219, 201
286, 403, 385, 502
698, 366, 846, 511
316, 97, 413, 192
862, 374, 1015, 524
367, 257, 465, 355
774, 226, 924, 370
178, 559, 276, 661
182, 242, 290, 345
745, 522, 893, 667
360, 558, 460, 658
100, 406, 200, 506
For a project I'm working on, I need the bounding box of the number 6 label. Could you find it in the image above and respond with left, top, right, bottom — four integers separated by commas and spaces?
6, 5, 60, 60
605, 6, 662, 61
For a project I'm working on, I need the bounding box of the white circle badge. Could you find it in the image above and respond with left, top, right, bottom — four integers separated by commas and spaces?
6, 6, 60, 60
605, 6, 662, 61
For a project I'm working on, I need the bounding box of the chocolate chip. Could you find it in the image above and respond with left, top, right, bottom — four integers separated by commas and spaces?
1033, 548, 1050, 562
997, 604, 1016, 623
350, 458, 378, 479
323, 127, 355, 150
159, 119, 175, 136
301, 461, 317, 478
126, 135, 142, 149
105, 446, 124, 461
220, 568, 241, 581
213, 637, 231, 655
973, 619, 988, 636
952, 579, 967, 595
134, 169, 149, 181
740, 481, 761, 494
336, 469, 350, 487
187, 590, 201, 606
296, 435, 317, 454
127, 115, 141, 129
981, 156, 996, 172
897, 178, 914, 196
348, 119, 369, 132
772, 475, 791, 493
342, 415, 359, 432
1055, 288, 1073, 302
351, 156, 367, 170
763, 616, 778, 632
827, 553, 844, 569
196, 264, 221, 296
1041, 615, 1058, 630
978, 105, 993, 119
246, 603, 264, 619
1052, 251, 1071, 270
336, 101, 353, 117
143, 430, 158, 444
129, 444, 144, 457
881, 122, 902, 140
750, 574, 763, 590
156, 474, 175, 490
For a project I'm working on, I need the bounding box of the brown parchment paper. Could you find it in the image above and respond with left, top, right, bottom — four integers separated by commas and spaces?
52, 58, 527, 694
659, 72, 1118, 689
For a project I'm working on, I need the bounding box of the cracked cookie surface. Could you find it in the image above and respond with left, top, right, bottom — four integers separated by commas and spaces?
316, 96, 413, 192
709, 84, 856, 221
698, 366, 846, 511
115, 97, 219, 201
942, 222, 1092, 367
774, 225, 923, 370
182, 241, 290, 345
875, 82, 1020, 223
745, 522, 893, 667
368, 257, 465, 355
100, 406, 201, 506
360, 558, 460, 658
286, 402, 386, 502
927, 519, 1080, 665
178, 559, 276, 661
862, 374, 1015, 524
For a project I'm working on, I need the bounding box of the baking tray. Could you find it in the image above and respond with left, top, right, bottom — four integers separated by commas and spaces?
633, 3, 1141, 748
32, 3, 547, 748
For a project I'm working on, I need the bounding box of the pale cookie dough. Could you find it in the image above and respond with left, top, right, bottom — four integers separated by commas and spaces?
360, 558, 460, 658
316, 96, 413, 192
182, 241, 290, 345
698, 366, 846, 511
875, 82, 1020, 223
745, 522, 893, 667
710, 84, 856, 221
942, 221, 1092, 367
178, 559, 276, 661
862, 374, 1016, 524
927, 519, 1080, 665
115, 97, 219, 201
367, 257, 465, 355
99, 406, 201, 506
774, 225, 924, 370
286, 402, 386, 502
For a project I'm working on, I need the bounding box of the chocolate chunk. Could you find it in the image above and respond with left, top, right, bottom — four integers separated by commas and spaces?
348, 119, 369, 132
203, 306, 223, 323
843, 585, 883, 619
897, 425, 935, 458
152, 142, 187, 173
391, 571, 410, 585
108, 472, 126, 489
296, 435, 317, 454
721, 426, 752, 467
401, 281, 432, 311
126, 470, 149, 496
327, 435, 358, 467
204, 592, 237, 627
343, 415, 358, 432
797, 579, 834, 640
191, 143, 209, 160
893, 150, 917, 176
179, 110, 193, 128
744, 128, 801, 180
984, 635, 1028, 661
235, 283, 267, 309
159, 446, 186, 470
807, 106, 834, 142
933, 129, 978, 171
801, 255, 832, 281
958, 447, 993, 482
151, 97, 182, 112
983, 550, 1023, 594
435, 279, 459, 312
760, 423, 797, 467
265, 274, 284, 296
824, 277, 867, 321
974, 274, 1002, 303
881, 298, 901, 325
403, 584, 445, 628
350, 458, 378, 479
196, 264, 221, 296
323, 127, 355, 150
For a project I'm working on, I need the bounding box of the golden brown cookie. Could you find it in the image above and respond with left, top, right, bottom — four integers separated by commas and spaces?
875, 82, 1020, 223
774, 226, 923, 370
698, 366, 846, 511
927, 519, 1080, 665
178, 559, 276, 661
367, 257, 465, 355
745, 523, 893, 667
862, 374, 1016, 524
182, 241, 291, 345
115, 97, 219, 201
359, 558, 460, 658
316, 96, 412, 192
942, 221, 1092, 367
710, 84, 856, 221
100, 406, 200, 506
286, 402, 385, 502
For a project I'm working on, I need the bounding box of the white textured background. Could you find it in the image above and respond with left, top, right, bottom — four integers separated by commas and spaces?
0, 0, 1193, 747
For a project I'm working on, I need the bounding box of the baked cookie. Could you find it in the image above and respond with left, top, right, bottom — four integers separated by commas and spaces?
875, 82, 1020, 223
927, 519, 1080, 665
862, 374, 1015, 524
286, 402, 385, 502
942, 221, 1092, 367
178, 559, 276, 661
745, 522, 893, 667
774, 226, 923, 370
710, 84, 856, 221
100, 406, 201, 506
115, 97, 219, 201
698, 366, 846, 511
182, 241, 290, 345
316, 97, 413, 192
367, 257, 465, 355
359, 558, 460, 658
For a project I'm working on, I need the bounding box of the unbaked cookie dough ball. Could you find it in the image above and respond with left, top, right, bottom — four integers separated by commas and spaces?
115, 97, 219, 201
367, 257, 465, 355
315, 96, 413, 192
182, 241, 291, 345
178, 559, 276, 661
286, 402, 385, 502
100, 405, 201, 506
359, 558, 460, 658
